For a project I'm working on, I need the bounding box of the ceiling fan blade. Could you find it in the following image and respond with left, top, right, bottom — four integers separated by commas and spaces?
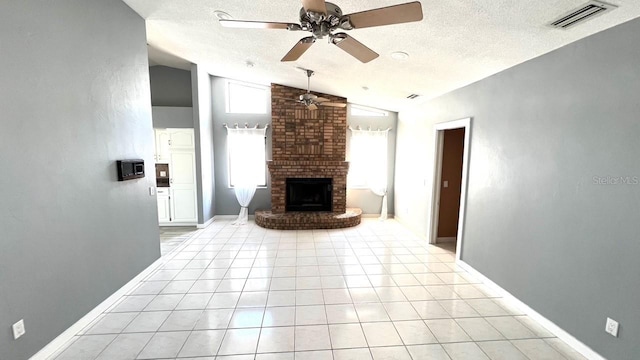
308, 103, 319, 111
219, 19, 299, 30
281, 36, 315, 62
319, 102, 347, 108
345, 1, 423, 29
331, 33, 379, 63
315, 97, 330, 102
301, 0, 327, 14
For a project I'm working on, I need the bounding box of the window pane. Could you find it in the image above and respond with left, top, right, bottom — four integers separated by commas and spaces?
228, 131, 266, 187
227, 81, 267, 114
348, 131, 388, 189
347, 133, 368, 188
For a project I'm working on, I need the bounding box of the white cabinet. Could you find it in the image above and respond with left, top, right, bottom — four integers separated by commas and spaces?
154, 129, 196, 164
169, 130, 195, 149
156, 188, 171, 223
155, 129, 194, 162
154, 128, 198, 226
155, 131, 170, 162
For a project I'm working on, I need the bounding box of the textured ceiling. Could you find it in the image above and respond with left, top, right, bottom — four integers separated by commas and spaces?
123, 0, 640, 111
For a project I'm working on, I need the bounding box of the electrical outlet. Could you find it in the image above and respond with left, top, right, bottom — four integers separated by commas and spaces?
149, 186, 156, 196
605, 317, 619, 337
12, 319, 25, 340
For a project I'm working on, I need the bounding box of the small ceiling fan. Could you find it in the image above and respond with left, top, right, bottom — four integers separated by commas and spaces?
219, 0, 423, 63
276, 68, 346, 110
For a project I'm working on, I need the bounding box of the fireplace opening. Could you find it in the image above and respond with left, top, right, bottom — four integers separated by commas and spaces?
286, 178, 332, 212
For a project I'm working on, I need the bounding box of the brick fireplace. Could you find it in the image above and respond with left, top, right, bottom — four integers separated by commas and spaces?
254, 83, 361, 229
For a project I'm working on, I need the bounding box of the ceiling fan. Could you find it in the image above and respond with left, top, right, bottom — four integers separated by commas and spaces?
219, 0, 423, 63
276, 68, 346, 110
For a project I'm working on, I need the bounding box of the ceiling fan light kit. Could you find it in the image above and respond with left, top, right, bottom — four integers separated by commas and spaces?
219, 0, 424, 63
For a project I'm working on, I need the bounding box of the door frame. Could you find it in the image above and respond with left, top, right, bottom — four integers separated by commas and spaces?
429, 118, 471, 261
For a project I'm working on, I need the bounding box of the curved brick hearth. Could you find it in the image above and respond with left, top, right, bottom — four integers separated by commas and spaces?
254, 208, 362, 230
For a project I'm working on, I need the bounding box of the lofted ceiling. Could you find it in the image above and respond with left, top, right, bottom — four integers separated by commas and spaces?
124, 0, 640, 112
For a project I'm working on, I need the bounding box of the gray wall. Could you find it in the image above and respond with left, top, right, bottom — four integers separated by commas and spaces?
395, 18, 640, 359
149, 65, 193, 107
211, 76, 272, 215
192, 65, 216, 223
346, 105, 397, 215
152, 106, 194, 129
0, 1, 160, 359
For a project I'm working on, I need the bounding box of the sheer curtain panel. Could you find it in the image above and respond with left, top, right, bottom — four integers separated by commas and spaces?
226, 124, 268, 225
349, 127, 389, 220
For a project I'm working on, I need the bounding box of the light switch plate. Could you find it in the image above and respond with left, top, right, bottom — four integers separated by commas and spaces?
605, 317, 619, 337
443, 180, 449, 188
12, 319, 25, 340
149, 186, 156, 196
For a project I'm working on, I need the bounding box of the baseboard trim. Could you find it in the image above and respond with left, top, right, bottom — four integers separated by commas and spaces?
457, 260, 606, 360
197, 216, 215, 229
159, 222, 197, 227
213, 215, 238, 220
360, 214, 395, 219
31, 256, 165, 360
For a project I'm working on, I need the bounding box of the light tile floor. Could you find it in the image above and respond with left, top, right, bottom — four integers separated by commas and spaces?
51, 219, 587, 360
159, 227, 199, 256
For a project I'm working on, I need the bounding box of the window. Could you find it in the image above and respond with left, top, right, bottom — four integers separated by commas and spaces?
227, 127, 267, 187
350, 104, 388, 117
226, 81, 268, 114
347, 129, 389, 189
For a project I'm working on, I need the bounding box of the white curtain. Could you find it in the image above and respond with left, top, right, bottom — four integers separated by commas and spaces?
349, 128, 389, 220
226, 125, 267, 225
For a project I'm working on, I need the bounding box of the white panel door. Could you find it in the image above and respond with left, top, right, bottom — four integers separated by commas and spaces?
169, 150, 197, 223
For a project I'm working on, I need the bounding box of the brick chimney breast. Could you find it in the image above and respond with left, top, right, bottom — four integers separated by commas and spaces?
268, 83, 349, 214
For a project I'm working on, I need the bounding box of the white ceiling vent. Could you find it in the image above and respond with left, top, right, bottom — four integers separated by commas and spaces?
549, 1, 618, 29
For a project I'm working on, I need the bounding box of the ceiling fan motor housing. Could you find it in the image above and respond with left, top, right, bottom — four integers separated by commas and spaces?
300, 93, 318, 102
299, 2, 348, 38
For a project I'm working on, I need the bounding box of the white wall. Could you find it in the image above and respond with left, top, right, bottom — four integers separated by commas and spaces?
394, 110, 435, 235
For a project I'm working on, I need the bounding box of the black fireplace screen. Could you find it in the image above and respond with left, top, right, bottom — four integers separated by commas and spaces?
286, 178, 332, 212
